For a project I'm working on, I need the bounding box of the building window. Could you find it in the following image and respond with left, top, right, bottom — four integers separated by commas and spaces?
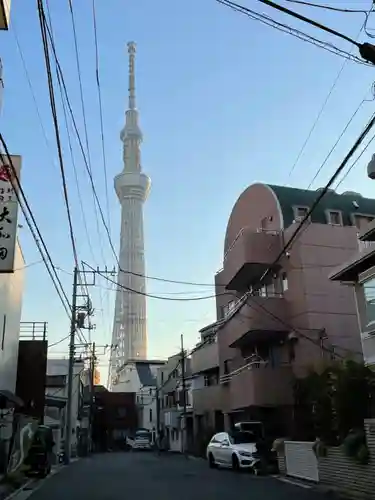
327, 210, 342, 226
149, 408, 152, 422
362, 277, 375, 329
293, 206, 309, 222
282, 272, 288, 292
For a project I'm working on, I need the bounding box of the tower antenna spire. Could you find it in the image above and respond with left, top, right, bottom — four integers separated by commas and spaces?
128, 41, 136, 110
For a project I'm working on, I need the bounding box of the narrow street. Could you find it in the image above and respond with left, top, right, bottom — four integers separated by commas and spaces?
19, 453, 324, 500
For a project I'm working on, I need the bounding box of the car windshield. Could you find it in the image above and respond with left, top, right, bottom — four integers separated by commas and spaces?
230, 431, 257, 444
135, 431, 150, 439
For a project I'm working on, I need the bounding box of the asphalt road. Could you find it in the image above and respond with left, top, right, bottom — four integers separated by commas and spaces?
19, 452, 325, 500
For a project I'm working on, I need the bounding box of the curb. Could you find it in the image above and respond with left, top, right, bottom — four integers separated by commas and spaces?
3, 458, 81, 500
3, 479, 36, 500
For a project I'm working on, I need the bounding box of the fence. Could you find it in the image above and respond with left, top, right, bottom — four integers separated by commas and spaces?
278, 420, 375, 499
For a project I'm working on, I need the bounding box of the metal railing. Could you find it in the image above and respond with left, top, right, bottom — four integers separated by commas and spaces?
223, 227, 280, 262
220, 357, 267, 385
358, 238, 375, 252
19, 321, 47, 341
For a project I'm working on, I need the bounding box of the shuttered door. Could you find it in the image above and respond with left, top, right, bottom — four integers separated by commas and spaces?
285, 442, 319, 482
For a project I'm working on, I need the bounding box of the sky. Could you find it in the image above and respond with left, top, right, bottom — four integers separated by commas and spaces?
1, 0, 375, 381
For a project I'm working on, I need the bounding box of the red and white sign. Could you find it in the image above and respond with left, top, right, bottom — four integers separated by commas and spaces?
0, 155, 21, 273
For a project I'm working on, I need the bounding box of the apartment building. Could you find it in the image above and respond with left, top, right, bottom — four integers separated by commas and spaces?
214, 183, 375, 435
330, 213, 375, 367
157, 354, 193, 452
190, 322, 223, 441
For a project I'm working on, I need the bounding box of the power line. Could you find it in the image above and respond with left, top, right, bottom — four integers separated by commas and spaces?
284, 0, 373, 15
38, 0, 89, 346
287, 23, 366, 181
92, 0, 111, 238
41, 12, 119, 267
335, 130, 375, 189
0, 137, 71, 319
65, 0, 107, 268
83, 263, 233, 301
44, 2, 103, 343
216, 0, 372, 65
306, 83, 375, 189
255, 0, 360, 46
37, 0, 79, 267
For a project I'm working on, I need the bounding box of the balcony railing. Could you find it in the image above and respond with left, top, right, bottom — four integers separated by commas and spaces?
358, 238, 375, 253
224, 227, 280, 262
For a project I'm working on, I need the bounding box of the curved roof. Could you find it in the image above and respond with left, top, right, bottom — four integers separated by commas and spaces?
267, 184, 375, 227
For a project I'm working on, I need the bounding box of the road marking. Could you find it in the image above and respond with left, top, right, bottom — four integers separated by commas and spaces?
274, 476, 312, 489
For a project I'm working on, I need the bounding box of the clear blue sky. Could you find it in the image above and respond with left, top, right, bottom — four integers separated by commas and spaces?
1, 0, 375, 377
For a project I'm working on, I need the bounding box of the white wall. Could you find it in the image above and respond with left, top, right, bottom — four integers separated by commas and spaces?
0, 240, 24, 394
112, 362, 140, 393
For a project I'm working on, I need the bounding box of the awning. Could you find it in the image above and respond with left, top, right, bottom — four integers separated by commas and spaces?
329, 246, 375, 282
45, 397, 66, 409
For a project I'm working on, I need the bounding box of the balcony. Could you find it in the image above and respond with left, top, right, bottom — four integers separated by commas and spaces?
217, 228, 282, 291
226, 362, 294, 409
223, 295, 289, 348
0, 1, 10, 30
193, 385, 222, 414
191, 340, 219, 374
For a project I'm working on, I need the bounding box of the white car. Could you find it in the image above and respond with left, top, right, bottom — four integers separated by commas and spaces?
206, 431, 258, 471
127, 429, 152, 450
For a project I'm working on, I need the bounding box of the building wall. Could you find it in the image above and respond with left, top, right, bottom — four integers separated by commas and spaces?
215, 183, 366, 415
284, 223, 363, 374
0, 240, 24, 394
112, 361, 140, 393
46, 359, 84, 452
93, 390, 137, 444
16, 339, 48, 420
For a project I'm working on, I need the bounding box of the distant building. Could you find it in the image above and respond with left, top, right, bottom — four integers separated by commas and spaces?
45, 359, 85, 457
112, 358, 165, 439
92, 387, 137, 451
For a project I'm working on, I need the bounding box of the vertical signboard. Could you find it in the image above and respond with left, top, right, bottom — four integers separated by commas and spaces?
0, 155, 21, 273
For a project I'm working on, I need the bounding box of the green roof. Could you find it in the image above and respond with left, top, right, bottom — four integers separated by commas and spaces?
267, 185, 375, 228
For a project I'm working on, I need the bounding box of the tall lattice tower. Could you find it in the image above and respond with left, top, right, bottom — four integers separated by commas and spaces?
110, 42, 150, 384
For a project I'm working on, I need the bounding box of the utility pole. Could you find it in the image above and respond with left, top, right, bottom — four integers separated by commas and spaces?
180, 334, 187, 456
64, 266, 78, 465
156, 386, 160, 439
89, 342, 96, 453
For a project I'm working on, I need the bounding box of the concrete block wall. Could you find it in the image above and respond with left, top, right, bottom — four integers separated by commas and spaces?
318, 420, 375, 500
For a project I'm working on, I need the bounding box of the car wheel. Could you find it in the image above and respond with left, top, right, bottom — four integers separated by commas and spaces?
208, 453, 217, 468
232, 454, 240, 471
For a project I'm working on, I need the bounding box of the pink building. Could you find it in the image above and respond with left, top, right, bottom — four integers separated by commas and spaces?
192, 183, 375, 436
